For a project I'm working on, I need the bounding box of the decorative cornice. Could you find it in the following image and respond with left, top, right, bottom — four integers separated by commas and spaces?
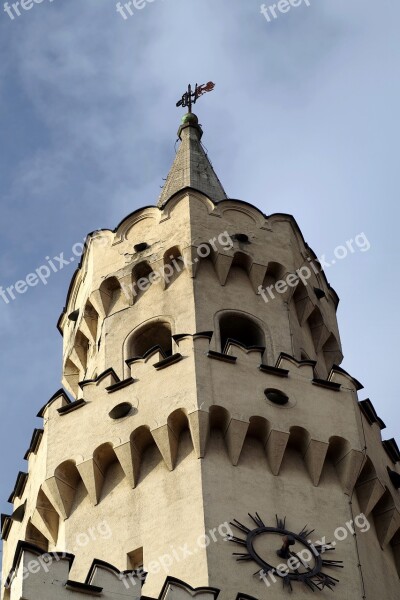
359, 398, 386, 430
383, 438, 400, 464
223, 339, 265, 356
276, 352, 317, 370
259, 364, 289, 378
106, 377, 135, 393
24, 428, 44, 460
79, 368, 119, 390
85, 558, 145, 585
1, 513, 12, 541
8, 471, 28, 503
126, 345, 167, 367
65, 580, 103, 595
37, 388, 71, 418
329, 364, 363, 390
153, 353, 183, 370
157, 576, 220, 600
58, 197, 340, 324
57, 399, 87, 415
207, 350, 237, 363
312, 378, 341, 391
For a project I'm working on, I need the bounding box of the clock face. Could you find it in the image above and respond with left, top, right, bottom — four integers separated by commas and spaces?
229, 514, 343, 592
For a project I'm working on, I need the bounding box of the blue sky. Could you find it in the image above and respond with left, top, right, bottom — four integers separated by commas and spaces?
0, 0, 399, 522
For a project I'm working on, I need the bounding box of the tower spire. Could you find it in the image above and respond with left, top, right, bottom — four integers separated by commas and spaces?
158, 82, 228, 207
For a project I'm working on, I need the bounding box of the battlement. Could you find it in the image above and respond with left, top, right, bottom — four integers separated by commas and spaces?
4, 541, 142, 600
3, 541, 220, 600
2, 348, 399, 587
56, 193, 342, 399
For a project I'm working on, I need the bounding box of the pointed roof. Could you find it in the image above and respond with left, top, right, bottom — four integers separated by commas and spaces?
158, 113, 228, 208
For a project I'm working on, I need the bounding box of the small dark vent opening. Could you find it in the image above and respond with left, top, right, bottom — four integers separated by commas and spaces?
68, 309, 79, 322
314, 287, 326, 300
265, 389, 289, 406
109, 403, 132, 420
134, 243, 149, 252
233, 233, 250, 243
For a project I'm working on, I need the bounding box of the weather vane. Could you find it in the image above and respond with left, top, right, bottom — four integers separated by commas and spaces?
176, 82, 215, 113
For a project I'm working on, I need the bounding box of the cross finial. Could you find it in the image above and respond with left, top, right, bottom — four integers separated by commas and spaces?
176, 82, 215, 113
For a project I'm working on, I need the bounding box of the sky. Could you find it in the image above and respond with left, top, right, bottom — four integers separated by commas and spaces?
0, 0, 399, 524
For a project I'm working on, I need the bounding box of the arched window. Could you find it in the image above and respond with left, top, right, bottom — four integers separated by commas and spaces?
308, 307, 324, 352
322, 333, 342, 370
75, 330, 90, 370
130, 321, 173, 359
225, 251, 252, 285
133, 260, 154, 284
99, 276, 125, 315
163, 246, 183, 286
83, 300, 99, 342
219, 313, 265, 353
231, 252, 252, 273
262, 261, 285, 288
292, 281, 311, 324
131, 260, 157, 300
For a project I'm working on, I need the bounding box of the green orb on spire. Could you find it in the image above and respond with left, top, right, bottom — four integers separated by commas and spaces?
181, 113, 199, 125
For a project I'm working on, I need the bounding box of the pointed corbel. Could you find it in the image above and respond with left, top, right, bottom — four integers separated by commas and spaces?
151, 424, 179, 471
224, 419, 249, 466
90, 287, 112, 318
334, 449, 365, 495
42, 477, 75, 520
188, 410, 210, 458
265, 430, 290, 476
34, 490, 60, 543
249, 263, 267, 293
114, 441, 140, 488
69, 347, 85, 372
374, 507, 400, 547
303, 440, 329, 487
31, 508, 58, 545
356, 477, 386, 517
214, 253, 234, 285
311, 322, 331, 353
76, 459, 104, 506
294, 293, 314, 325
79, 317, 95, 345
89, 290, 106, 319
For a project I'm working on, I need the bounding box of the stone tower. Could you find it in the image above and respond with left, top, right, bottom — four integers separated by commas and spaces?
1, 113, 399, 600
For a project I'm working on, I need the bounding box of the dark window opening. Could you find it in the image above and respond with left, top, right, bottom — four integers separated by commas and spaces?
133, 261, 154, 282
100, 277, 123, 315
134, 242, 149, 252
163, 246, 184, 286
130, 322, 173, 359
220, 313, 265, 353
